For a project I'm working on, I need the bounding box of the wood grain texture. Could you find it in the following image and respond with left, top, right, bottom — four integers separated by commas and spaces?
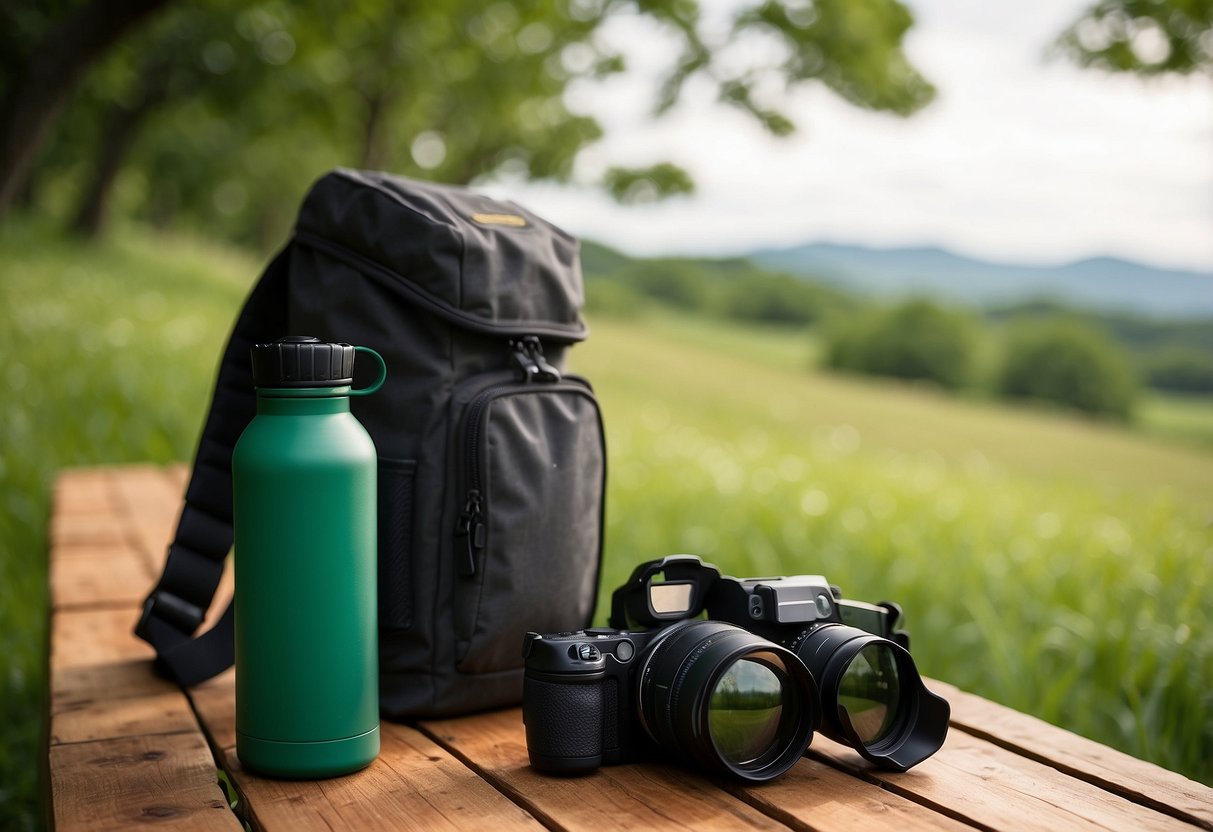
106, 463, 185, 573
48, 469, 243, 831
50, 540, 154, 609
46, 466, 1206, 832
51, 606, 153, 669
725, 757, 972, 832
188, 671, 544, 831
187, 669, 238, 752
49, 732, 242, 832
51, 663, 197, 746
931, 679, 1213, 830
420, 708, 791, 831
809, 728, 1200, 831
53, 469, 118, 516
222, 723, 545, 832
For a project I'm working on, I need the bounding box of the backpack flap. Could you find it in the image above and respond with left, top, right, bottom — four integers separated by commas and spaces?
293, 169, 588, 341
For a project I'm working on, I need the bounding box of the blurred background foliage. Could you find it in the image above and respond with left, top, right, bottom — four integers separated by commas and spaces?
0, 0, 936, 246
2, 0, 1213, 829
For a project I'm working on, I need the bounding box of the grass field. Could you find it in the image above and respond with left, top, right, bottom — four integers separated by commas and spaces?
1, 223, 1211, 829
0, 222, 253, 831
573, 312, 1212, 786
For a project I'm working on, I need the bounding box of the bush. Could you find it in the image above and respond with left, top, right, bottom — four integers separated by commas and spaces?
997, 320, 1138, 419
619, 259, 720, 312
823, 299, 977, 389
723, 271, 845, 326
1142, 346, 1213, 394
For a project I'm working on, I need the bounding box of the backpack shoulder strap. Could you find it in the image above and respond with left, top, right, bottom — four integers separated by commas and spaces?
134, 246, 290, 686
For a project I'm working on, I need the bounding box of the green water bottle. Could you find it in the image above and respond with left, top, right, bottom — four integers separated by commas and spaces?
233, 336, 386, 778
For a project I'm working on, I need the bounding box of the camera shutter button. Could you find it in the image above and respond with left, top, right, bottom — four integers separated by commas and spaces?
614, 640, 635, 662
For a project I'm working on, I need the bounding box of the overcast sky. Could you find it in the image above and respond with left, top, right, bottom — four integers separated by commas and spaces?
489, 0, 1213, 273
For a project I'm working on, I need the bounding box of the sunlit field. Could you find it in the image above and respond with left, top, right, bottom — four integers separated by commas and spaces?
1, 225, 1210, 832
572, 314, 1213, 785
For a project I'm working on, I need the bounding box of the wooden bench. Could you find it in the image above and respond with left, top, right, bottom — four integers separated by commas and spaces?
47, 464, 1213, 831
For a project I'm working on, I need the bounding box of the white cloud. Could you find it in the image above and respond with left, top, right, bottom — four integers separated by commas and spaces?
490, 0, 1213, 271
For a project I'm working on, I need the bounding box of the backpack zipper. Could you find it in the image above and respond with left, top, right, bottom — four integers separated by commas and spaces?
455, 337, 593, 576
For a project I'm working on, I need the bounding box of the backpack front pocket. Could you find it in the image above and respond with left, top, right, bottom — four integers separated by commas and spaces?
452, 377, 605, 674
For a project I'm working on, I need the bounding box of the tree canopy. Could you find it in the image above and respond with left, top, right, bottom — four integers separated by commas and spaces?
2, 0, 937, 242
1055, 0, 1213, 76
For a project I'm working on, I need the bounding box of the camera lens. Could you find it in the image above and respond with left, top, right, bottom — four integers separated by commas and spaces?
707, 653, 787, 766
795, 625, 949, 771
837, 642, 901, 745
638, 620, 819, 782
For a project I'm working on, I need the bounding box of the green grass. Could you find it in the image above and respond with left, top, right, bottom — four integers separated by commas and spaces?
571, 313, 1213, 786
0, 220, 255, 831
1138, 392, 1213, 448
1, 225, 1210, 830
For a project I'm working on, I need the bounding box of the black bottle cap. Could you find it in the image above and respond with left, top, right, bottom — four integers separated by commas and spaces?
250, 336, 356, 388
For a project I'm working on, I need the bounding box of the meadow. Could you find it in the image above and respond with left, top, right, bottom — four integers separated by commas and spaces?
1, 223, 1210, 829
575, 311, 1212, 786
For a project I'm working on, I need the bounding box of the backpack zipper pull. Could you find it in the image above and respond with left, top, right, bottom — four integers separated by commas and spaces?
510, 336, 561, 383
456, 490, 484, 576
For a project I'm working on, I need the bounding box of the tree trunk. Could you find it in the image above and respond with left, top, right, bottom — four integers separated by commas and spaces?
70, 69, 170, 238
360, 91, 389, 170
0, 0, 172, 218
69, 101, 153, 237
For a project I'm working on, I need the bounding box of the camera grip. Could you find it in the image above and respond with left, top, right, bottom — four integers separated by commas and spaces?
523, 674, 604, 774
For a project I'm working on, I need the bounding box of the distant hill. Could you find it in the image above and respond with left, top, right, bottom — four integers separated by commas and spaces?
750, 242, 1213, 319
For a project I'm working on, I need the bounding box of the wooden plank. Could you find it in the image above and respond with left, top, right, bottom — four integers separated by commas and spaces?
107, 464, 185, 573
49, 541, 154, 609
809, 728, 1199, 831
49, 732, 242, 832
51, 661, 198, 746
104, 463, 236, 619
48, 470, 239, 830
724, 758, 972, 832
188, 669, 238, 752
930, 679, 1213, 830
52, 606, 152, 670
53, 469, 118, 516
420, 708, 791, 831
225, 724, 544, 832
167, 462, 189, 488
187, 672, 544, 831
53, 658, 179, 702
49, 511, 127, 547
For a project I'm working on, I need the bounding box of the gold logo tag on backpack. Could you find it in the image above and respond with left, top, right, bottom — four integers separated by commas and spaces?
472, 212, 527, 228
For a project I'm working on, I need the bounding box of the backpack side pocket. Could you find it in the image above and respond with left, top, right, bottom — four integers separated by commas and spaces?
378, 458, 418, 630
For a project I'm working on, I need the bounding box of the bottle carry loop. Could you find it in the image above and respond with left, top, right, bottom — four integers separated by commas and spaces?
351, 347, 387, 396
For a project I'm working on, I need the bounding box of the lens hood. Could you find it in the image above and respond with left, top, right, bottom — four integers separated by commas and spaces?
795, 624, 949, 771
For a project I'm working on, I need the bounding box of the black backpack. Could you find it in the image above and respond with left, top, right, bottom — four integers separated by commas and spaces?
136, 169, 606, 717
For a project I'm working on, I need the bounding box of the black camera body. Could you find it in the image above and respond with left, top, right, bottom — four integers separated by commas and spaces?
521, 625, 664, 772
523, 555, 950, 780
522, 618, 819, 782
706, 573, 908, 648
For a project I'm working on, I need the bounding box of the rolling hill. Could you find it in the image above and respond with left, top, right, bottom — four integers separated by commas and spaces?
750, 242, 1213, 318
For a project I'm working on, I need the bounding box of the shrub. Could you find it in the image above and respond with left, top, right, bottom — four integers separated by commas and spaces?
823, 298, 978, 389
997, 320, 1138, 419
1142, 346, 1213, 394
619, 259, 720, 312
723, 271, 846, 326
